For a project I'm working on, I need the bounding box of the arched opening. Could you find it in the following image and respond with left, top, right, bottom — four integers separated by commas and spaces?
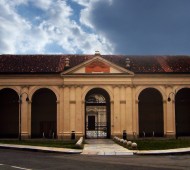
31, 88, 57, 138
175, 88, 190, 137
85, 88, 110, 139
138, 88, 164, 137
0, 88, 19, 138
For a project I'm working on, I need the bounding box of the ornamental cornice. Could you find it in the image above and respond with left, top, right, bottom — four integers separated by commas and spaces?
62, 85, 83, 88
70, 101, 76, 104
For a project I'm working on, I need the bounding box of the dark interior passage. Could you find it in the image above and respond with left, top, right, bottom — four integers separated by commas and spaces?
138, 88, 164, 137
0, 88, 19, 138
31, 88, 57, 138
176, 88, 190, 136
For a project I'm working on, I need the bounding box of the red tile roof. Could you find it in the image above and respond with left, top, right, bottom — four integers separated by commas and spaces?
0, 54, 190, 74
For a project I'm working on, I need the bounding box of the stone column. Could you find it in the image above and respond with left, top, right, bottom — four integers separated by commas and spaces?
110, 100, 114, 137
75, 85, 83, 138
20, 86, 30, 139
120, 85, 126, 135
132, 85, 137, 138
125, 85, 133, 138
58, 86, 64, 139
165, 86, 175, 138
163, 98, 167, 136
56, 99, 60, 139
28, 99, 32, 138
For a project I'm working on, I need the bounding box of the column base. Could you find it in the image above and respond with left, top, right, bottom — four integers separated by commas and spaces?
165, 132, 176, 139
57, 132, 84, 140
111, 132, 137, 140
21, 133, 30, 139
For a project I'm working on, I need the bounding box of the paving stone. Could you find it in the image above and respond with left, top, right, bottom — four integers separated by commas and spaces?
82, 139, 133, 155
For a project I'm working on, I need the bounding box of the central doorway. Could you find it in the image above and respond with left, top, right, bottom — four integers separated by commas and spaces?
85, 88, 110, 139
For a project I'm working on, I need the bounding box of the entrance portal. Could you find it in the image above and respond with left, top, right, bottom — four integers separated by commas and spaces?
31, 88, 57, 138
176, 88, 190, 137
0, 88, 19, 138
138, 88, 164, 137
85, 88, 110, 139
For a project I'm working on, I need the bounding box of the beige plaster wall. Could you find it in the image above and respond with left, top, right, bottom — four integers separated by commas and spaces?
0, 74, 190, 139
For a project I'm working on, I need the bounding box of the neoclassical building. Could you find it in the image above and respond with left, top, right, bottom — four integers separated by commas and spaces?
0, 52, 190, 139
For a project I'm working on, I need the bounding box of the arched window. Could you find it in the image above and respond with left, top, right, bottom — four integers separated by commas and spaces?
86, 94, 106, 104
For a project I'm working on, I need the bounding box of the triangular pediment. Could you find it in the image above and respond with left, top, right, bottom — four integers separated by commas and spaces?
61, 56, 134, 75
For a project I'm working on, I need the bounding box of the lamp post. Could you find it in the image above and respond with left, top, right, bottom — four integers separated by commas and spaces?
167, 90, 177, 139
19, 92, 29, 141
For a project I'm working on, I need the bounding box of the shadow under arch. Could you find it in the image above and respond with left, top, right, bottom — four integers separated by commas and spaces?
0, 88, 19, 138
138, 88, 164, 137
85, 88, 111, 139
31, 88, 57, 138
175, 88, 190, 137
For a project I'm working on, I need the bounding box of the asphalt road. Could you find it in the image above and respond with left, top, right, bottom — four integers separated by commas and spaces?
0, 149, 190, 170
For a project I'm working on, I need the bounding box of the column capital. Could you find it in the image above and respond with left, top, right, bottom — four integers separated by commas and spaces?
165, 84, 173, 88
130, 85, 136, 88
113, 85, 121, 88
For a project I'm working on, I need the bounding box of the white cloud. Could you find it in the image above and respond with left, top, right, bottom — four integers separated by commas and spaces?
0, 0, 114, 54
0, 0, 31, 53
71, 0, 91, 7
30, 0, 52, 10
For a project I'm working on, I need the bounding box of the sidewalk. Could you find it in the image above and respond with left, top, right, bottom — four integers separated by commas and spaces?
0, 140, 190, 155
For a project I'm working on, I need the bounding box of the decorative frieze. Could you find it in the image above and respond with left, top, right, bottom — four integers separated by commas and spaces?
120, 100, 126, 104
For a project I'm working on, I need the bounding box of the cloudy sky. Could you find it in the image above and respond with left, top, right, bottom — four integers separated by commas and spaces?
1, 0, 190, 55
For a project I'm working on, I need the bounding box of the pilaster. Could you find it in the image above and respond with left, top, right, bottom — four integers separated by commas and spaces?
63, 86, 70, 138
113, 85, 120, 135
57, 86, 64, 139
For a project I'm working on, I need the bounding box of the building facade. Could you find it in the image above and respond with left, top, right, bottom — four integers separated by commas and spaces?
0, 53, 190, 139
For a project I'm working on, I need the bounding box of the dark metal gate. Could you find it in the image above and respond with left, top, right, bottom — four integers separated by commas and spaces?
86, 105, 108, 138
85, 88, 110, 139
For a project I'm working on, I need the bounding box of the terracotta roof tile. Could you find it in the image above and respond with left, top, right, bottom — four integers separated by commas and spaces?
0, 54, 190, 74
156, 56, 173, 72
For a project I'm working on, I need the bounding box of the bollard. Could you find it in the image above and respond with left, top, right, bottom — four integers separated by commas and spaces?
43, 132, 45, 138
123, 130, 127, 140
71, 131, 75, 140
143, 131, 146, 137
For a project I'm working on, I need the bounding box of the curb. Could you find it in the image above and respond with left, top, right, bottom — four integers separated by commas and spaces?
134, 148, 190, 155
0, 144, 82, 154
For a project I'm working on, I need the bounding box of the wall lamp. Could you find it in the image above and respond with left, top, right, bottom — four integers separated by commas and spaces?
167, 91, 176, 102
